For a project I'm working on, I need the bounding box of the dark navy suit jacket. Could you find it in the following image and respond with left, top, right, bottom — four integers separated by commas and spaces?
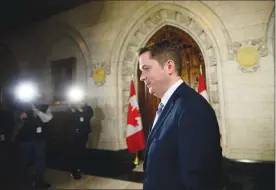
143, 82, 222, 190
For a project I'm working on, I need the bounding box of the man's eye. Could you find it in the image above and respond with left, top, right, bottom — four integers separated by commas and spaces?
144, 68, 149, 71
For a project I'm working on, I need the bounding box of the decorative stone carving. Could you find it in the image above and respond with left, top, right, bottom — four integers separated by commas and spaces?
253, 39, 268, 57
237, 46, 260, 73
158, 9, 167, 20
228, 38, 268, 73
228, 42, 242, 60
149, 11, 163, 25
92, 61, 110, 86
210, 55, 217, 66
200, 32, 213, 50
188, 19, 201, 32
134, 30, 145, 41
122, 57, 135, 76
109, 1, 235, 151
176, 12, 190, 25
122, 63, 133, 76
166, 9, 176, 20
118, 6, 223, 138
176, 12, 182, 22
125, 50, 135, 61
210, 70, 218, 84
127, 44, 138, 54
140, 22, 149, 35
210, 90, 220, 103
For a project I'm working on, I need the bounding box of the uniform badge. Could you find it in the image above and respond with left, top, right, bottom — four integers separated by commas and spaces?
37, 126, 42, 133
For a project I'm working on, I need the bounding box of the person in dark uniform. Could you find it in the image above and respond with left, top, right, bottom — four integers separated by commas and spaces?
68, 101, 93, 180
12, 99, 53, 189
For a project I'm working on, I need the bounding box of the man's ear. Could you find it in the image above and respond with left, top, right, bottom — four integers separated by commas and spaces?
166, 60, 175, 75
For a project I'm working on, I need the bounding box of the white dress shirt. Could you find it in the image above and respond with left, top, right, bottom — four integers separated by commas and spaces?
152, 79, 183, 129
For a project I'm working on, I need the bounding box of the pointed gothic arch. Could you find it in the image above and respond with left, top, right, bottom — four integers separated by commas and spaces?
110, 1, 230, 154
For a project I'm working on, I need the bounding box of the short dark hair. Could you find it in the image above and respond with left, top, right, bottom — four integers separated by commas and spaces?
137, 40, 182, 76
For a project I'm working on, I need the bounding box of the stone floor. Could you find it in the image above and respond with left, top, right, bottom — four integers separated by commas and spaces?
45, 162, 143, 189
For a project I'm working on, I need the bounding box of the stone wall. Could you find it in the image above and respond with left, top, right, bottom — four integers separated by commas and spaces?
206, 1, 275, 161
0, 1, 274, 161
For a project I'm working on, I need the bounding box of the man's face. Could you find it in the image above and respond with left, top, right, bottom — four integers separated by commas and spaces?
139, 51, 169, 98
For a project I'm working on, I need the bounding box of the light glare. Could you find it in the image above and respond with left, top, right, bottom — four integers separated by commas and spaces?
67, 87, 84, 103
15, 82, 38, 102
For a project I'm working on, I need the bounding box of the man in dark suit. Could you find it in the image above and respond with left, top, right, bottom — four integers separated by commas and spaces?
138, 40, 222, 190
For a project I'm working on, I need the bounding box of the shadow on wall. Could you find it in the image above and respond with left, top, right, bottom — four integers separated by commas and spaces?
88, 106, 105, 149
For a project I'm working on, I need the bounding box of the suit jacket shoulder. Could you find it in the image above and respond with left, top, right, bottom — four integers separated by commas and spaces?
173, 83, 216, 117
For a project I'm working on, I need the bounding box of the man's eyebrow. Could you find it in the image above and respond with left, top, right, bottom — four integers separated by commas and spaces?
142, 65, 150, 69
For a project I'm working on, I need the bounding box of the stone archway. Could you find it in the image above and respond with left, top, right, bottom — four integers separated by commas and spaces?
31, 22, 91, 68
30, 22, 91, 99
111, 1, 230, 154
30, 22, 91, 79
266, 7, 275, 56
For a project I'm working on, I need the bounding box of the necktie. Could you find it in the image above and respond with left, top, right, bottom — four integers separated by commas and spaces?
152, 102, 164, 129
156, 102, 164, 116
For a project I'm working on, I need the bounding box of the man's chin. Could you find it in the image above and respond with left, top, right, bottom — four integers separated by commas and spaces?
148, 88, 160, 97
148, 88, 155, 95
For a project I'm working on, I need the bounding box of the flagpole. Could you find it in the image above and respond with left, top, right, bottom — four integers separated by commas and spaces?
132, 73, 139, 167
127, 73, 144, 167
131, 74, 135, 85
200, 64, 202, 75
134, 152, 139, 166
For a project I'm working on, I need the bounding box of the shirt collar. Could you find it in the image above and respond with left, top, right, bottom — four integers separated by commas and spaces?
161, 79, 183, 107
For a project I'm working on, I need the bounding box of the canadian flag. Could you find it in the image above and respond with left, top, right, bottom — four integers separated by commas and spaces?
198, 70, 209, 102
126, 79, 145, 154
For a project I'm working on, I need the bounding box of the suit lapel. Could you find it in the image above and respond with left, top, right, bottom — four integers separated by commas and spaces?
146, 83, 187, 145
143, 99, 175, 171
147, 102, 174, 145
143, 83, 187, 171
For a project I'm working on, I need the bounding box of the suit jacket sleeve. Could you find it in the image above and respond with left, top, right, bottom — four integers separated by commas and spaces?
177, 109, 221, 190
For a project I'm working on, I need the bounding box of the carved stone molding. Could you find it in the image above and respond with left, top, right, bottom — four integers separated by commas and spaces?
210, 56, 217, 66
251, 38, 268, 57
211, 71, 218, 84
121, 8, 221, 107
112, 1, 229, 151
122, 60, 134, 76
210, 90, 220, 104
228, 38, 268, 73
228, 42, 242, 60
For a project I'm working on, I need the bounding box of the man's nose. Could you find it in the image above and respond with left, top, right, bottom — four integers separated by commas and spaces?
140, 73, 145, 81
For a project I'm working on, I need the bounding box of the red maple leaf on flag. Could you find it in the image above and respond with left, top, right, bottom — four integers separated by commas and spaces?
127, 103, 140, 127
126, 79, 145, 153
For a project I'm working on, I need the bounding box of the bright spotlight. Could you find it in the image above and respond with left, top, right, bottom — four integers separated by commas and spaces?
14, 82, 38, 102
67, 86, 84, 103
